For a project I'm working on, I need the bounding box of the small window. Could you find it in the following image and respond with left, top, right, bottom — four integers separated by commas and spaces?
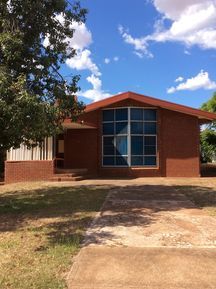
131, 156, 143, 166
116, 108, 128, 121
131, 108, 143, 120
116, 122, 128, 135
131, 122, 143, 134
143, 122, 157, 134
103, 137, 115, 155
144, 136, 156, 146
131, 136, 143, 155
103, 109, 114, 122
103, 156, 115, 166
103, 123, 114, 135
144, 109, 157, 121
116, 136, 127, 156
116, 156, 128, 166
144, 156, 157, 166
144, 145, 156, 155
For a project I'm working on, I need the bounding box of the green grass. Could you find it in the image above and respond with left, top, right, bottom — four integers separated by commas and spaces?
175, 185, 216, 217
0, 182, 109, 289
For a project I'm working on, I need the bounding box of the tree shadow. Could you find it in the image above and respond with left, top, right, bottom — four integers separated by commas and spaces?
0, 185, 111, 234
82, 184, 216, 246
0, 183, 216, 247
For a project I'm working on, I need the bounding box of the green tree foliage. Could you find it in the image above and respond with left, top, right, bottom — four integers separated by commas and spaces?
200, 92, 216, 162
200, 129, 216, 162
0, 0, 87, 150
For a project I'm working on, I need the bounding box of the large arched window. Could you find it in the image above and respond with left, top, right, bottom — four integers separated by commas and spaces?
102, 107, 157, 167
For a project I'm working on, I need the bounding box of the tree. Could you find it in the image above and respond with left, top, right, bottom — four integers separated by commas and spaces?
0, 0, 87, 151
200, 129, 216, 162
200, 92, 216, 162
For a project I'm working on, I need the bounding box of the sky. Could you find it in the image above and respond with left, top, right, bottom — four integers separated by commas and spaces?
60, 0, 216, 108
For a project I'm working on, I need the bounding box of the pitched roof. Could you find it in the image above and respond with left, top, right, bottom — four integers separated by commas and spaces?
85, 91, 216, 122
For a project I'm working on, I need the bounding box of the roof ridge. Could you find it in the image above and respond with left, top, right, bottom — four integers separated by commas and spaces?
85, 91, 216, 121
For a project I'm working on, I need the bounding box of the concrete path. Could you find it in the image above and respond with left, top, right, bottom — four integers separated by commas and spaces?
85, 185, 216, 248
67, 182, 216, 289
68, 247, 216, 289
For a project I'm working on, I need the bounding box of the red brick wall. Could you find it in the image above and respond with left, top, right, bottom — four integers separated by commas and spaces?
64, 128, 98, 173
5, 160, 54, 184
160, 109, 200, 177
64, 99, 201, 177
99, 168, 161, 178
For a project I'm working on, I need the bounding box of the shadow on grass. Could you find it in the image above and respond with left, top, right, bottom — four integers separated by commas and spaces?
0, 185, 111, 248
0, 183, 216, 247
84, 184, 216, 246
174, 185, 216, 208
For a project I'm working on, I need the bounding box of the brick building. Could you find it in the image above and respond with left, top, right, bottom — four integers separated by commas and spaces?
5, 92, 216, 183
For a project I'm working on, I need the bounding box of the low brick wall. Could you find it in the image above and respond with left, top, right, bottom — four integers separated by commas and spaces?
5, 160, 54, 184
99, 167, 161, 178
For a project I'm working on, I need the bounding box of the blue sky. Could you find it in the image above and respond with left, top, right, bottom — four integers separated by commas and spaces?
61, 0, 216, 108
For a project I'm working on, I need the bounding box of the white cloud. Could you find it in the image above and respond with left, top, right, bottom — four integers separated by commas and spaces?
167, 70, 216, 93
118, 25, 153, 58
44, 14, 112, 102
167, 86, 176, 94
68, 22, 92, 50
66, 49, 101, 76
86, 74, 101, 90
119, 1, 216, 56
184, 49, 191, 55
153, 0, 205, 20
61, 20, 102, 76
104, 58, 110, 64
43, 36, 50, 48
7, 0, 12, 12
45, 14, 92, 51
63, 19, 112, 101
104, 56, 119, 64
78, 74, 111, 101
175, 76, 184, 82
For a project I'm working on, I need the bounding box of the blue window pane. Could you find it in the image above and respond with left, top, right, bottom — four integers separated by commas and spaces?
103, 123, 114, 135
103, 109, 114, 121
103, 137, 115, 155
131, 156, 143, 166
116, 122, 128, 134
116, 108, 128, 121
116, 156, 128, 166
131, 122, 143, 134
144, 145, 156, 155
144, 156, 157, 166
143, 122, 156, 134
144, 109, 157, 121
103, 157, 115, 166
144, 136, 156, 146
131, 136, 143, 155
116, 136, 127, 156
131, 108, 143, 120
104, 136, 114, 146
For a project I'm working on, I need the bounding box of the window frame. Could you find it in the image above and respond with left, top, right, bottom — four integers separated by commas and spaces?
102, 107, 158, 168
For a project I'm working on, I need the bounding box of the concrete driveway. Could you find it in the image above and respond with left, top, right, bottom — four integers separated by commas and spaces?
67, 179, 216, 289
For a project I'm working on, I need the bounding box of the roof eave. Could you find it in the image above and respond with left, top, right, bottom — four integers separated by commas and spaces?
85, 91, 216, 121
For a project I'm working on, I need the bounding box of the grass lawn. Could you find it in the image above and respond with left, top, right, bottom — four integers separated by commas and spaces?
175, 184, 216, 217
0, 182, 109, 289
